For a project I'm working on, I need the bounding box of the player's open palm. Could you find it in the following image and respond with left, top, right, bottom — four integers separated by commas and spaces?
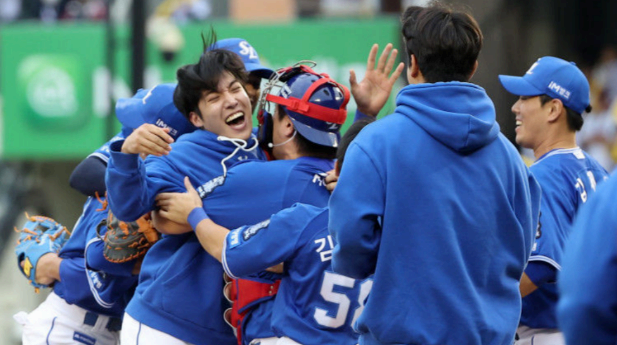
351, 43, 405, 117
122, 123, 174, 157
156, 176, 203, 224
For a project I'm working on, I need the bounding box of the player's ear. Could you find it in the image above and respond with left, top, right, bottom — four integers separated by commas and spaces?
280, 115, 295, 137
468, 60, 479, 80
546, 99, 564, 123
189, 111, 204, 128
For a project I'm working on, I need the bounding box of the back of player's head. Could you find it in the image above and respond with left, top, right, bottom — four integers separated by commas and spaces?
257, 63, 350, 158
499, 56, 591, 131
173, 31, 248, 121
401, 2, 483, 83
336, 119, 374, 173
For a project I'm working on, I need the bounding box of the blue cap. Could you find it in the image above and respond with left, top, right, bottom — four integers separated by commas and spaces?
115, 83, 197, 140
210, 38, 274, 79
499, 56, 591, 114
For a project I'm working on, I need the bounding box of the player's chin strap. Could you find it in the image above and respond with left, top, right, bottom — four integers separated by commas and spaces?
217, 134, 260, 177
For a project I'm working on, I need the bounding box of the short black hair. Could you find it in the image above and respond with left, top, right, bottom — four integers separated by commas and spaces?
173, 30, 248, 120
539, 95, 585, 131
337, 119, 374, 170
401, 2, 483, 83
276, 105, 337, 159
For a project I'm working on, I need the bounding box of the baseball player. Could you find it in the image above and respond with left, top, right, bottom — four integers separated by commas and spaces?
557, 172, 617, 345
328, 4, 542, 345
106, 37, 273, 344
155, 119, 374, 345
499, 56, 609, 344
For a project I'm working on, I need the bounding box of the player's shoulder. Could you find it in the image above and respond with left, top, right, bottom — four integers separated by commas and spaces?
275, 203, 328, 225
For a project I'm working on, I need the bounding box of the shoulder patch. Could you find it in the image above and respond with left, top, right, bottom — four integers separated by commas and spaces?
242, 219, 271, 241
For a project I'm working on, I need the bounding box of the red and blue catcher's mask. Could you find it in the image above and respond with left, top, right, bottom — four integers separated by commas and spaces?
257, 62, 350, 151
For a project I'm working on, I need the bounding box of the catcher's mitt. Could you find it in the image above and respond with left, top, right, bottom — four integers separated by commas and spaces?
101, 211, 159, 263
15, 213, 71, 292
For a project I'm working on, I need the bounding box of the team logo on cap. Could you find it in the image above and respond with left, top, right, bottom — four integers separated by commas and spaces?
548, 81, 571, 100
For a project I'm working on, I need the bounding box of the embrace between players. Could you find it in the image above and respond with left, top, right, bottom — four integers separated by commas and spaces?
15, 2, 614, 345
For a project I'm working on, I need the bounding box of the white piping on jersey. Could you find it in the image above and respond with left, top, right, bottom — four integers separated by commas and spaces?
217, 134, 260, 177
533, 147, 584, 166
88, 152, 110, 164
84, 237, 115, 309
221, 236, 239, 280
528, 255, 562, 271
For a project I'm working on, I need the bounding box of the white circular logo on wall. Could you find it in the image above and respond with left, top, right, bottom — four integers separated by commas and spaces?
26, 66, 78, 117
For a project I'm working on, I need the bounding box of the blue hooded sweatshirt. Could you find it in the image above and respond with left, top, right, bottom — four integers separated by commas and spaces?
106, 129, 265, 345
329, 82, 541, 345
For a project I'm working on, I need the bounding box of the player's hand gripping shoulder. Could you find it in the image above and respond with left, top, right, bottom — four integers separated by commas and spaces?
351, 43, 405, 117
156, 176, 204, 225
121, 123, 174, 157
325, 169, 338, 193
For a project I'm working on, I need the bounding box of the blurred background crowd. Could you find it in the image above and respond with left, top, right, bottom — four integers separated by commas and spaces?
0, 0, 616, 344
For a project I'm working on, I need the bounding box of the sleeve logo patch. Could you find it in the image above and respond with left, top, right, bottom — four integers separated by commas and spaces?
242, 219, 271, 241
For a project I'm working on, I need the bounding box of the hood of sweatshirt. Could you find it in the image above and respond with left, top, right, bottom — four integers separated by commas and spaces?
395, 82, 500, 153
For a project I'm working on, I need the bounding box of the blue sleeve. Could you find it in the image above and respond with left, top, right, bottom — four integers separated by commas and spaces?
557, 176, 617, 345
525, 261, 557, 286
528, 164, 571, 269
69, 156, 107, 197
85, 238, 135, 277
354, 110, 372, 122
222, 206, 308, 279
106, 140, 184, 221
57, 258, 93, 305
328, 142, 384, 279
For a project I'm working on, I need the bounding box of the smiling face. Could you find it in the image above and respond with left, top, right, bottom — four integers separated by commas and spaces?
512, 95, 549, 150
190, 71, 253, 140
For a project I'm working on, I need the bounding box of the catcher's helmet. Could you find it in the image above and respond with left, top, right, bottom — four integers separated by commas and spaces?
257, 63, 350, 148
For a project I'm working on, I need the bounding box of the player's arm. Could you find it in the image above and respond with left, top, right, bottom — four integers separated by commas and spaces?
350, 43, 404, 117
106, 126, 179, 222
329, 141, 384, 279
520, 261, 556, 297
156, 177, 290, 275
156, 177, 229, 261
69, 156, 107, 196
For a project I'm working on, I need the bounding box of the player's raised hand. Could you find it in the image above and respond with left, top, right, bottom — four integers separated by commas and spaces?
350, 43, 405, 117
155, 176, 203, 224
121, 124, 174, 156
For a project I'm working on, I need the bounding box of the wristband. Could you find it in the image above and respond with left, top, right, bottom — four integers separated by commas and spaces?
188, 207, 209, 231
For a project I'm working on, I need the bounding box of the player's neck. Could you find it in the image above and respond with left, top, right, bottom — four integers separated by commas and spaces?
533, 135, 578, 160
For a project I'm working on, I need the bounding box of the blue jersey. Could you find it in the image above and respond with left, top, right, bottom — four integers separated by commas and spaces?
521, 147, 608, 329
54, 196, 137, 318
202, 156, 334, 343
329, 82, 541, 345
106, 129, 265, 345
557, 172, 617, 345
223, 204, 370, 344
